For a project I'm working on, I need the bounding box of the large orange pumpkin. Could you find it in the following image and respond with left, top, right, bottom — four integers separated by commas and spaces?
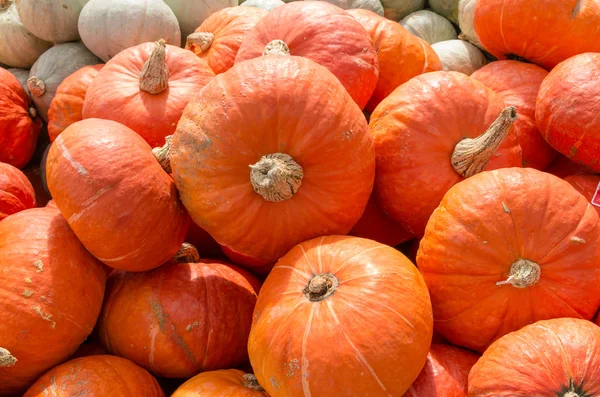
23, 355, 164, 397
565, 173, 600, 216
468, 318, 600, 396
471, 60, 555, 170
186, 7, 267, 75
347, 9, 442, 112
249, 236, 433, 397
418, 167, 600, 353
0, 162, 36, 220
172, 370, 268, 397
235, 1, 378, 109
83, 40, 215, 147
371, 71, 522, 237
536, 53, 600, 171
47, 64, 103, 142
46, 118, 190, 272
0, 208, 106, 395
473, 1, 600, 69
0, 67, 41, 169
168, 56, 375, 267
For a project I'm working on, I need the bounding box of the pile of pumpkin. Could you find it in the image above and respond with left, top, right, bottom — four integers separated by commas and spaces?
3, 0, 600, 395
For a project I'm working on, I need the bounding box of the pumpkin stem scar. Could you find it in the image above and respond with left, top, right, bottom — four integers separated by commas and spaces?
263, 40, 291, 56
27, 76, 46, 97
139, 39, 169, 95
152, 135, 172, 174
0, 0, 11, 10
172, 243, 200, 264
186, 32, 214, 52
496, 259, 540, 288
243, 374, 266, 391
0, 348, 17, 367
249, 153, 303, 202
451, 106, 517, 177
303, 273, 338, 302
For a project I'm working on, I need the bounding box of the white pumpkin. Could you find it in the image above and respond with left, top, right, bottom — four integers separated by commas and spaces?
7, 68, 29, 92
0, 0, 51, 68
27, 42, 101, 121
400, 10, 457, 45
380, 0, 424, 21
241, 0, 284, 10
458, 0, 483, 49
431, 39, 486, 75
428, 0, 459, 23
306, 0, 384, 15
15, 0, 88, 43
78, 0, 181, 62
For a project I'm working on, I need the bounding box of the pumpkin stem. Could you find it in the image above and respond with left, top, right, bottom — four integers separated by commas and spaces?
563, 393, 580, 397
0, 348, 16, 367
243, 374, 265, 391
27, 76, 46, 97
139, 39, 169, 95
451, 106, 517, 178
303, 274, 339, 302
0, 0, 12, 10
250, 153, 303, 202
152, 135, 172, 174
496, 259, 540, 288
172, 243, 200, 263
186, 32, 214, 52
263, 40, 290, 56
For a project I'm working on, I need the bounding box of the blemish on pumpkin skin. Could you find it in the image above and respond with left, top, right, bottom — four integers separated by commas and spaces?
284, 359, 300, 377
33, 259, 44, 272
270, 377, 281, 390
23, 290, 34, 298
24, 277, 32, 284
32, 305, 56, 329
185, 321, 199, 332
502, 202, 510, 214
571, 236, 586, 244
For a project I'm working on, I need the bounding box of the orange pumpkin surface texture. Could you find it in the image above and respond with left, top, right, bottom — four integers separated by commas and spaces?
171, 369, 269, 397
0, 162, 36, 220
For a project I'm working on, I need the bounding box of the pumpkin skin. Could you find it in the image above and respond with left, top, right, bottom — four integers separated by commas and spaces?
235, 1, 379, 110
0, 67, 40, 168
0, 161, 36, 220
431, 39, 487, 75
545, 154, 594, 178
15, 0, 89, 43
185, 7, 267, 75
380, 0, 424, 21
371, 71, 522, 237
468, 318, 600, 396
564, 174, 600, 216
83, 42, 215, 148
428, 0, 458, 23
171, 56, 375, 266
536, 53, 600, 171
0, 208, 106, 395
23, 355, 164, 397
474, 0, 600, 69
400, 9, 458, 45
306, 0, 384, 15
249, 236, 433, 397
46, 118, 190, 272
457, 0, 482, 48
98, 259, 261, 378
48, 64, 103, 142
221, 246, 273, 276
7, 67, 30, 91
472, 60, 555, 170
70, 341, 107, 360
418, 167, 600, 353
172, 370, 268, 397
186, 222, 223, 258
241, 0, 284, 11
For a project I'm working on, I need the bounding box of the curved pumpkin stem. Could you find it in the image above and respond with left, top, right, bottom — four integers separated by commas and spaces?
27, 76, 46, 97
451, 106, 517, 178
139, 39, 169, 95
250, 153, 303, 202
263, 40, 290, 56
496, 259, 540, 288
0, 348, 17, 367
152, 135, 172, 174
243, 374, 265, 391
186, 32, 214, 52
172, 243, 200, 263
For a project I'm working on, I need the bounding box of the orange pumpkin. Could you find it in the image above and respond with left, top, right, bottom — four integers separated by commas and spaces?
249, 236, 433, 397
471, 60, 556, 170
168, 56, 375, 266
172, 370, 268, 397
371, 71, 522, 237
235, 2, 378, 109
46, 118, 190, 272
474, 0, 600, 69
565, 173, 600, 216
0, 208, 106, 395
545, 154, 594, 178
23, 355, 164, 397
0, 162, 36, 220
418, 167, 600, 353
468, 318, 600, 396
83, 40, 215, 147
48, 64, 103, 142
186, 7, 267, 75
347, 9, 442, 112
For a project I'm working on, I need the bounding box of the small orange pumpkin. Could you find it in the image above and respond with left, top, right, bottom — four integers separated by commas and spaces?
172, 370, 268, 397
0, 162, 36, 220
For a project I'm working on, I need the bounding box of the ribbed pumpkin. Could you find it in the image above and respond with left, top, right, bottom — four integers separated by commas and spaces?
472, 60, 556, 169
0, 208, 106, 395
172, 370, 268, 397
0, 161, 35, 220
166, 55, 375, 268
348, 9, 442, 111
235, 1, 378, 109
565, 173, 600, 216
371, 71, 522, 237
98, 244, 260, 378
249, 236, 433, 397
46, 118, 190, 272
48, 64, 103, 142
23, 355, 165, 397
418, 167, 600, 353
83, 40, 215, 148
0, 67, 40, 168
469, 318, 600, 396
185, 6, 267, 75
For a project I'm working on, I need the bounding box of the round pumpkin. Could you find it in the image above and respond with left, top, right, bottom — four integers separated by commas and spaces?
185, 6, 267, 75
83, 40, 215, 148
172, 370, 268, 397
564, 173, 600, 216
472, 60, 556, 170
0, 162, 36, 220
15, 0, 88, 43
0, 208, 106, 395
241, 0, 284, 11
168, 55, 375, 267
400, 9, 458, 45
545, 154, 594, 178
0, 67, 40, 168
23, 355, 164, 397
418, 167, 600, 352
306, 0, 384, 15
48, 64, 103, 142
235, 1, 379, 110
474, 0, 600, 69
380, 0, 424, 21
537, 53, 600, 171
457, 0, 483, 48
431, 39, 487, 75
468, 318, 600, 396
249, 236, 433, 397
371, 71, 522, 237
46, 118, 190, 272
347, 9, 442, 112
